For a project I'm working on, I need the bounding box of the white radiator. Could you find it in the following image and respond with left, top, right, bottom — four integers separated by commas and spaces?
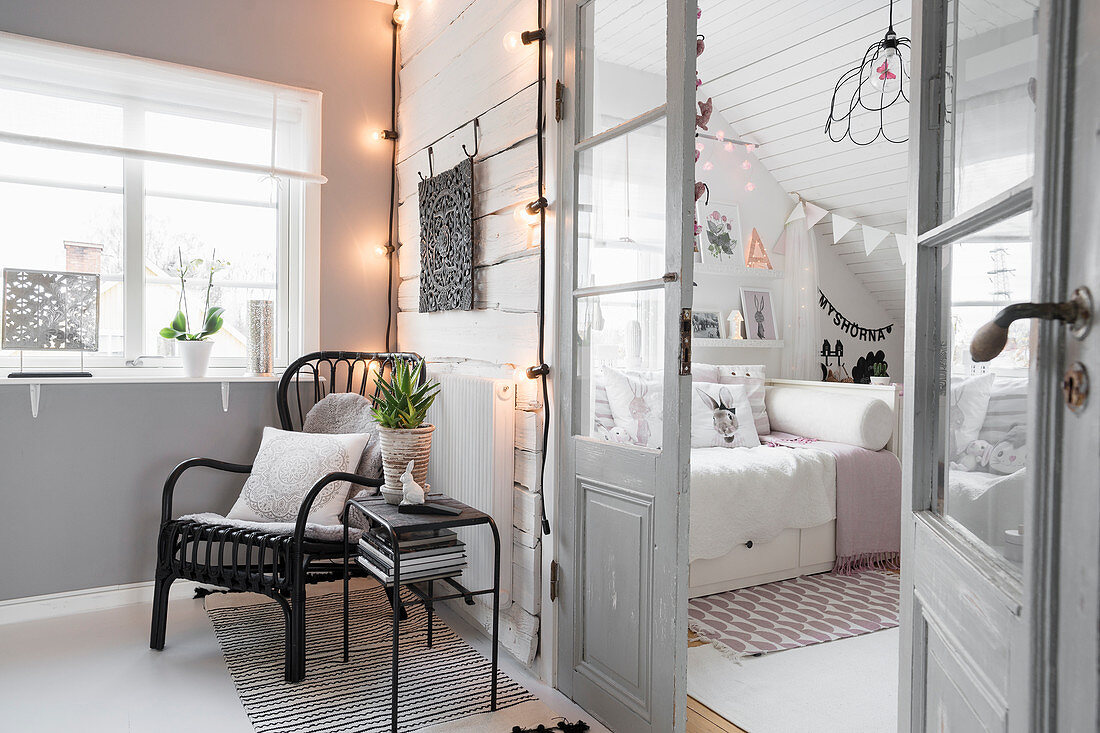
425, 373, 515, 607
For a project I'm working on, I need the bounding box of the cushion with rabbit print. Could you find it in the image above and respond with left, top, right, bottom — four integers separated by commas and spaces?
690, 382, 761, 449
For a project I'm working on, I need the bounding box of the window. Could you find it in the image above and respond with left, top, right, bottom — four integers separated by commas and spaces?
0, 33, 322, 370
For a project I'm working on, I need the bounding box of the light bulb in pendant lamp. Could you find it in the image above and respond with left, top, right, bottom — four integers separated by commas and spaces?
392, 6, 410, 25
745, 182, 756, 192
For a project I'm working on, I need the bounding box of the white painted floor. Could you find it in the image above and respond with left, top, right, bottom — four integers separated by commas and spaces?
688, 628, 900, 733
0, 593, 606, 733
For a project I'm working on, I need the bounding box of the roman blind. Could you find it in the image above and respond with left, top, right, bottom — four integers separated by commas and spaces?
0, 31, 324, 183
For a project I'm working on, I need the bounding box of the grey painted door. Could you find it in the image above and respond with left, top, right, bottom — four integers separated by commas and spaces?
902, 0, 1098, 730
555, 0, 695, 731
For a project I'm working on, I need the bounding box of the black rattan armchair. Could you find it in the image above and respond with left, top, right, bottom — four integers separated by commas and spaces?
150, 351, 422, 682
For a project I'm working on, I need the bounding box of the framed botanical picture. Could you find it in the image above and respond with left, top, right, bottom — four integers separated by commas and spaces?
699, 202, 741, 263
740, 287, 778, 340
691, 309, 724, 339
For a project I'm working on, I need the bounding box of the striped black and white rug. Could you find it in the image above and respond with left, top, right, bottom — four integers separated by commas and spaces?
205, 584, 535, 732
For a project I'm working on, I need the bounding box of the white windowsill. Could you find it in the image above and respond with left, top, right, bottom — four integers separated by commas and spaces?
0, 369, 281, 386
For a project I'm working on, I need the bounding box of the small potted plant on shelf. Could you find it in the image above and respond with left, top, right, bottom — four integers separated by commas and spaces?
159, 249, 229, 378
372, 359, 441, 504
869, 361, 891, 385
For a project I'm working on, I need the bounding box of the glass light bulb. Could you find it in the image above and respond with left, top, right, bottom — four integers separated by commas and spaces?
503, 31, 524, 53
515, 203, 540, 227
375, 245, 388, 257
372, 130, 384, 141
392, 7, 409, 25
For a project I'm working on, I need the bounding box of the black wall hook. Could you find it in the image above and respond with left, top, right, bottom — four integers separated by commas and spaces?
417, 146, 436, 182
462, 118, 480, 159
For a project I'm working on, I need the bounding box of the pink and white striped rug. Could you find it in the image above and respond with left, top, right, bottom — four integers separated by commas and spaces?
688, 571, 899, 657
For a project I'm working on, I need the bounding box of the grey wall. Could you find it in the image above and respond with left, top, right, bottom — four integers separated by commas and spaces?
0, 1, 394, 600
0, 0, 395, 351
0, 382, 278, 601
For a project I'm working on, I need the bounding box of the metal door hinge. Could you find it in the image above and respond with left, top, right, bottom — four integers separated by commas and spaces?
555, 81, 565, 122
680, 308, 692, 376
549, 560, 560, 602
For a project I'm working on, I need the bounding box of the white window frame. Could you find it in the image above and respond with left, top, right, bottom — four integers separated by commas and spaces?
0, 35, 320, 376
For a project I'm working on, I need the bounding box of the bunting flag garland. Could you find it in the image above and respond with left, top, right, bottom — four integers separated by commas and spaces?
804, 202, 828, 228
785, 201, 806, 224
818, 289, 894, 342
831, 214, 857, 243
895, 232, 910, 266
862, 225, 890, 255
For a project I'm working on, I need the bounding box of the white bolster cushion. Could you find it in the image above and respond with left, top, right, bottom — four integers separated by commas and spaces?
765, 386, 894, 451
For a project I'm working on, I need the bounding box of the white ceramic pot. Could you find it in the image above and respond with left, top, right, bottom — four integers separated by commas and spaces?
869, 376, 892, 386
377, 424, 435, 492
179, 339, 215, 378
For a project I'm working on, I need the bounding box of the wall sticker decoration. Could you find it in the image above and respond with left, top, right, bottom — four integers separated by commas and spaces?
418, 157, 474, 313
818, 289, 894, 342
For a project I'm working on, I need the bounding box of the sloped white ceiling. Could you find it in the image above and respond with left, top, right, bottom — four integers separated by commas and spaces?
697, 0, 914, 321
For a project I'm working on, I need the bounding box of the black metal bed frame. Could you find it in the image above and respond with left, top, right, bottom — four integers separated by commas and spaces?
150, 350, 422, 682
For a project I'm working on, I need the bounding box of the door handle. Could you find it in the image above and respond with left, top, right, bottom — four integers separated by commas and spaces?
970, 287, 1092, 362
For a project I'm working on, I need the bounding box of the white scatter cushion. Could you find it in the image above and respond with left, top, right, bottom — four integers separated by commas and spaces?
949, 372, 994, 457
227, 426, 370, 527
601, 366, 664, 448
979, 375, 1029, 446
691, 382, 761, 449
691, 363, 720, 383
766, 386, 893, 451
303, 392, 382, 478
716, 364, 770, 435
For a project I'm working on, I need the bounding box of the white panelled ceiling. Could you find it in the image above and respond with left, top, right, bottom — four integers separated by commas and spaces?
698, 0, 914, 320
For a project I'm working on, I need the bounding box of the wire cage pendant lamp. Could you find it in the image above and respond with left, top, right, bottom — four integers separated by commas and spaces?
825, 0, 911, 145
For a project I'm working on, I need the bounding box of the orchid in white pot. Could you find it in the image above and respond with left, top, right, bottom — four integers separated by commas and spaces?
159, 249, 230, 377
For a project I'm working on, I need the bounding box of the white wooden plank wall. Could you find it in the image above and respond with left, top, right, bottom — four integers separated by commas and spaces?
396, 0, 543, 666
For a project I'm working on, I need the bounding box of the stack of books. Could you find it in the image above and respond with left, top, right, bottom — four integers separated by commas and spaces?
357, 527, 466, 585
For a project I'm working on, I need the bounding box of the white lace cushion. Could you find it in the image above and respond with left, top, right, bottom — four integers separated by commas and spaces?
227, 427, 371, 527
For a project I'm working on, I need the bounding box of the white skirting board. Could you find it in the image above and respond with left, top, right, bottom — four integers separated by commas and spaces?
0, 579, 203, 626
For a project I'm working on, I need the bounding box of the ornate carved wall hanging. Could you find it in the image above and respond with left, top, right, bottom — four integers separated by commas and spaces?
2, 268, 100, 351
418, 157, 474, 313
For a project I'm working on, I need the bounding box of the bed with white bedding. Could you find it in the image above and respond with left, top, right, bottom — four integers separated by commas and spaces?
687, 378, 903, 598
592, 363, 903, 598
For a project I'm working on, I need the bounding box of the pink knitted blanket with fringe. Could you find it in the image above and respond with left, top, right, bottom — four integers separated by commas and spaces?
767, 432, 902, 574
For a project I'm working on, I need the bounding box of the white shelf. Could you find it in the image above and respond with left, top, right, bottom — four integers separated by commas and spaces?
693, 339, 784, 349
694, 263, 784, 279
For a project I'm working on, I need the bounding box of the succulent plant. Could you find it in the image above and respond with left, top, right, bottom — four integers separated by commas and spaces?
371, 359, 441, 430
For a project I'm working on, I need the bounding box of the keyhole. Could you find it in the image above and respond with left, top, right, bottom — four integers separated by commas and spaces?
1062, 362, 1089, 414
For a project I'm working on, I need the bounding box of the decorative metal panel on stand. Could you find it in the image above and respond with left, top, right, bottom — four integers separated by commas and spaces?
418, 157, 474, 313
2, 268, 99, 351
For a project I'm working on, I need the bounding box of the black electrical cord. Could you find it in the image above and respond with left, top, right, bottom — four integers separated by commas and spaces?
534, 0, 551, 537
385, 5, 400, 350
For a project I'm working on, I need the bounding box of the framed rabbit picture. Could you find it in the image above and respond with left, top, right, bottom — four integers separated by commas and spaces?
739, 287, 778, 340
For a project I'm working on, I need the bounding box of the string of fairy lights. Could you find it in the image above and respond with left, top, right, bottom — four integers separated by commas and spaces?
374, 2, 552, 537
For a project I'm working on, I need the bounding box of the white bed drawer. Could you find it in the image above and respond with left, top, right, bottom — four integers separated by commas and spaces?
799, 522, 836, 566
690, 529, 800, 588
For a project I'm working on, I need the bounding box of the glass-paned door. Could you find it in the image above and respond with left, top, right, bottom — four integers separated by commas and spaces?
901, 0, 1096, 730
556, 0, 695, 731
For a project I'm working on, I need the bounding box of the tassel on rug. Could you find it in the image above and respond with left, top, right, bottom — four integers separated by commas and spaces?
833, 551, 900, 576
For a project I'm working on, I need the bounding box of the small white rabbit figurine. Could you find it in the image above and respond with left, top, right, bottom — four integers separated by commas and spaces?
399, 460, 426, 505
